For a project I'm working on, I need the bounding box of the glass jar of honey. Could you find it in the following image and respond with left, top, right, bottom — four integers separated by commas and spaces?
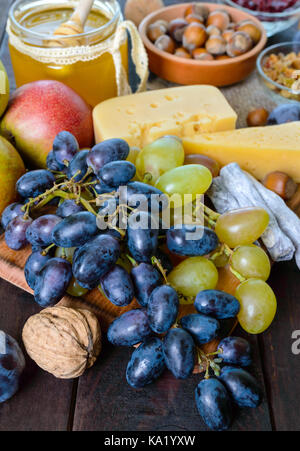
7, 0, 148, 106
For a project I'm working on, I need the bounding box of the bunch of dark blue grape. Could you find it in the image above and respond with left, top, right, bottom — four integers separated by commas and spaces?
108, 286, 262, 431
1, 130, 262, 430
1, 131, 167, 306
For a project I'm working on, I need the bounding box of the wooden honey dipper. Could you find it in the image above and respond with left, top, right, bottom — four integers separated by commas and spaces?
49, 0, 95, 47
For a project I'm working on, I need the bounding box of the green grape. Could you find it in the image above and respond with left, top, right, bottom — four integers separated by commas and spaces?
168, 256, 218, 298
55, 246, 76, 263
127, 146, 140, 165
155, 164, 212, 208
136, 136, 184, 185
231, 245, 271, 281
236, 278, 277, 334
215, 207, 269, 248
67, 277, 89, 297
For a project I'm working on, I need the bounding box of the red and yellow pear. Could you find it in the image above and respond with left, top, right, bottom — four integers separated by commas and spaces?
0, 80, 94, 168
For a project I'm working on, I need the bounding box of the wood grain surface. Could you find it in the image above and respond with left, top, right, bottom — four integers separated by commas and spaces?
0, 0, 299, 432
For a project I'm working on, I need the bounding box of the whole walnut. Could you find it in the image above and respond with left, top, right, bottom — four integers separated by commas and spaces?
125, 0, 165, 27
22, 306, 101, 379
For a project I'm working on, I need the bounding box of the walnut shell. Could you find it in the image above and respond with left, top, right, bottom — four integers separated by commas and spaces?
22, 307, 101, 379
125, 0, 165, 27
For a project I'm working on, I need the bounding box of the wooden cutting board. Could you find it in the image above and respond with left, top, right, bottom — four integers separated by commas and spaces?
0, 233, 142, 330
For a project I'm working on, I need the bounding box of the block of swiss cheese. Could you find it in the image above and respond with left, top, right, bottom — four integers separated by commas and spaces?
183, 122, 300, 182
93, 86, 237, 148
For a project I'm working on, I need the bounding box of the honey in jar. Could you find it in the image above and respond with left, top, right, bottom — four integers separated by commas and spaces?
7, 0, 148, 106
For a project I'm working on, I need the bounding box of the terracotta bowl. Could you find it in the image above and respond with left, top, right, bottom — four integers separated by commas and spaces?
139, 3, 267, 86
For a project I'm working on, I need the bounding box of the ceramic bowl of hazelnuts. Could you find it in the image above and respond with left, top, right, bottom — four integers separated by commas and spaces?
139, 2, 267, 86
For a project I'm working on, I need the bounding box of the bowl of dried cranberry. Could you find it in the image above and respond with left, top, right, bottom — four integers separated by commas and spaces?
224, 0, 300, 36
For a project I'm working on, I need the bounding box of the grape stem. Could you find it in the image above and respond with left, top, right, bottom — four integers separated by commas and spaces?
228, 318, 239, 337
204, 213, 217, 228
229, 266, 246, 283
100, 204, 127, 238
210, 243, 232, 261
126, 254, 137, 267
151, 256, 168, 284
224, 244, 233, 257
197, 348, 211, 379
194, 202, 220, 223
197, 348, 222, 379
22, 171, 81, 211
206, 349, 222, 357
78, 167, 93, 183
41, 243, 56, 256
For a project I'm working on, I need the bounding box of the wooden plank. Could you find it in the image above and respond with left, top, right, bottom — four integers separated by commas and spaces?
261, 261, 300, 431
0, 278, 75, 431
73, 332, 272, 431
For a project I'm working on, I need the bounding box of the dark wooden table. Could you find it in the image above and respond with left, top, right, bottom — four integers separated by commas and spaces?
0, 0, 299, 432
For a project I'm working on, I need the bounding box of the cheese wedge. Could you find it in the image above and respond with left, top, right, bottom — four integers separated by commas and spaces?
93, 86, 237, 148
183, 122, 300, 182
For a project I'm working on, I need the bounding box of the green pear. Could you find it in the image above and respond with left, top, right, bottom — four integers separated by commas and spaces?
0, 136, 25, 215
0, 60, 9, 118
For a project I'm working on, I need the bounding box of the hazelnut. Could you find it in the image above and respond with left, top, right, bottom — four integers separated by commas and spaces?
147, 23, 166, 42
247, 108, 269, 127
237, 21, 262, 44
154, 35, 176, 54
192, 48, 214, 60
185, 13, 204, 24
226, 31, 253, 57
168, 18, 188, 42
174, 47, 192, 59
227, 22, 236, 30
206, 25, 222, 36
287, 186, 300, 214
222, 29, 234, 43
214, 8, 232, 20
154, 19, 169, 30
207, 11, 230, 31
236, 19, 250, 28
184, 153, 220, 177
183, 23, 207, 52
263, 171, 298, 200
205, 36, 226, 56
184, 3, 209, 21
215, 54, 231, 60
